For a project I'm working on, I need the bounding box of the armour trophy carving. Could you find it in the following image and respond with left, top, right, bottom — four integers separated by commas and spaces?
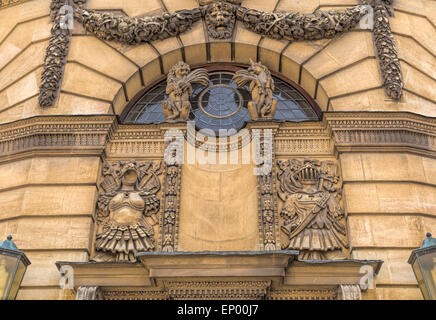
233, 60, 278, 120
162, 62, 209, 122
277, 159, 350, 260
94, 160, 162, 262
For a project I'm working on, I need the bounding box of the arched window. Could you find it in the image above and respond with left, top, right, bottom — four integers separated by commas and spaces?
122, 65, 320, 135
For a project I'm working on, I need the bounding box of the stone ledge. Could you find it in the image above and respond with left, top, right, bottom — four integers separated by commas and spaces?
0, 112, 434, 162
56, 251, 382, 300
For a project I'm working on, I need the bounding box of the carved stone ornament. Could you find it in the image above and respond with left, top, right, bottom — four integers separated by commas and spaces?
338, 284, 362, 300
39, 0, 84, 108
234, 60, 277, 120
93, 160, 162, 262
74, 6, 201, 44
162, 62, 209, 122
39, 1, 403, 108
160, 159, 182, 252
236, 5, 369, 41
252, 129, 280, 250
372, 0, 403, 100
277, 159, 350, 260
201, 1, 239, 39
76, 286, 100, 300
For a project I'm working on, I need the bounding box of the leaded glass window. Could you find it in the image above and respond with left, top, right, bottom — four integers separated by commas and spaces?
123, 69, 319, 135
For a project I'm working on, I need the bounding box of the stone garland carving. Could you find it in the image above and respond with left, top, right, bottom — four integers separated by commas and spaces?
372, 0, 403, 100
277, 159, 350, 260
38, 0, 402, 108
39, 0, 79, 108
73, 6, 202, 45
162, 62, 209, 121
236, 5, 369, 41
160, 161, 182, 252
233, 60, 278, 120
93, 160, 162, 262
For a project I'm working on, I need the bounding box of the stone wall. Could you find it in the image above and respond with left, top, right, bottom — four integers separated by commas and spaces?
0, 0, 435, 123
0, 0, 434, 300
0, 156, 99, 299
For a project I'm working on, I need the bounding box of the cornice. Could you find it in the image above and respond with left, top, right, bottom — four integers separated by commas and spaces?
0, 112, 434, 162
324, 112, 436, 155
0, 115, 116, 163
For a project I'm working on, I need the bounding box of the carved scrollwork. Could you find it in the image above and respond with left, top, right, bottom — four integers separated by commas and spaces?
277, 159, 349, 260
233, 60, 277, 120
236, 5, 369, 41
162, 62, 209, 122
93, 160, 162, 262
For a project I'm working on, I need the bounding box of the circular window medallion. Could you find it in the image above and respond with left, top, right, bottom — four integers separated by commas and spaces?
197, 84, 243, 119
123, 68, 320, 138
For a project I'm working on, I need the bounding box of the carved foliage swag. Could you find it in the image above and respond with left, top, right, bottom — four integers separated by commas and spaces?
39, 0, 402, 108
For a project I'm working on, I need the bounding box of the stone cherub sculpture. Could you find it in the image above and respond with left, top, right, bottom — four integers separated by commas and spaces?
93, 161, 162, 262
162, 61, 209, 121
233, 60, 277, 120
277, 159, 350, 260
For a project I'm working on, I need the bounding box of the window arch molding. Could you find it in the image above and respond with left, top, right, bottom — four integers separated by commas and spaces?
120, 63, 322, 129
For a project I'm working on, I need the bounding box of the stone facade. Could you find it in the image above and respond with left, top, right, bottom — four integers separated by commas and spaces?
0, 0, 435, 300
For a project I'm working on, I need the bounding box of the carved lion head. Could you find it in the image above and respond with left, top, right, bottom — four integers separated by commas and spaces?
204, 2, 236, 39
169, 61, 191, 80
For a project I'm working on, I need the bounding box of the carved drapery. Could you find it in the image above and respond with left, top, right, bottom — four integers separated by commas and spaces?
277, 159, 350, 260
93, 160, 162, 262
38, 0, 403, 108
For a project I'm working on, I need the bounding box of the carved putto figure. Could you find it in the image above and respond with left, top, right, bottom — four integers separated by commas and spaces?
277, 159, 349, 260
94, 161, 162, 262
233, 60, 278, 120
162, 62, 209, 121
201, 1, 240, 39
